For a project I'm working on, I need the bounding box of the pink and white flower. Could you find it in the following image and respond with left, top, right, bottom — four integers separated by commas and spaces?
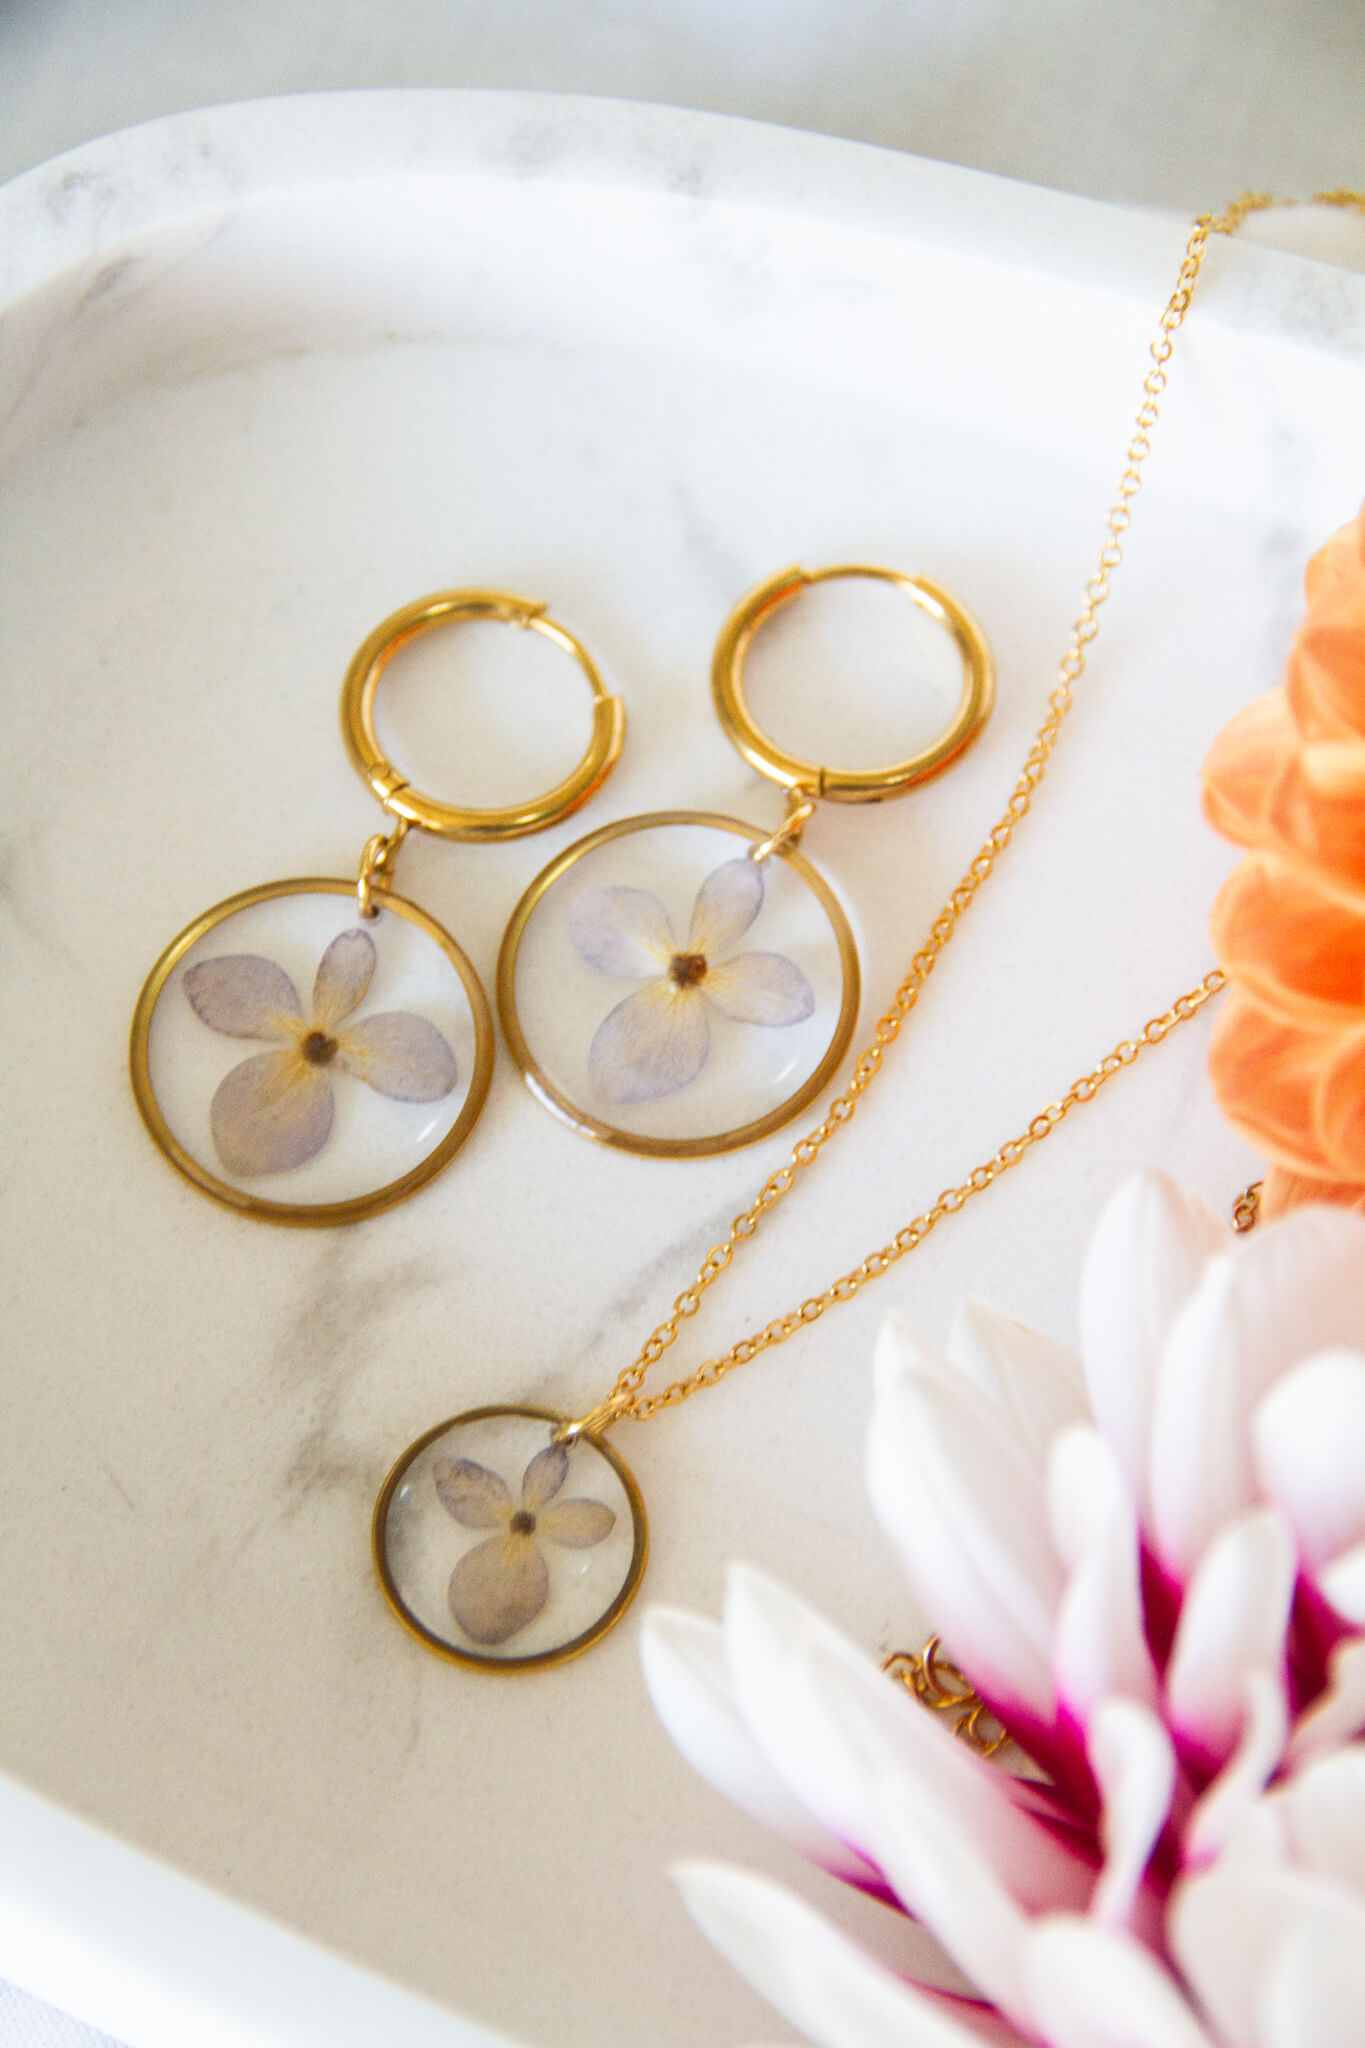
642, 1174, 1365, 2044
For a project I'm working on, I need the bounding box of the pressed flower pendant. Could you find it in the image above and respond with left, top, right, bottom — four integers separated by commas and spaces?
131, 877, 494, 1224
499, 811, 860, 1155
374, 1406, 648, 1670
129, 589, 624, 1224
497, 563, 993, 1158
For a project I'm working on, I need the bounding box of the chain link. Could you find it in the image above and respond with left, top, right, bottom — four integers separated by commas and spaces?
581, 191, 1358, 1433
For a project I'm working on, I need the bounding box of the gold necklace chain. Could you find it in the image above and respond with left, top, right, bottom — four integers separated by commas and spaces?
566, 189, 1364, 1440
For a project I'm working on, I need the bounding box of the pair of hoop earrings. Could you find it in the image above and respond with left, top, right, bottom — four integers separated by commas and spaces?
130, 566, 994, 1225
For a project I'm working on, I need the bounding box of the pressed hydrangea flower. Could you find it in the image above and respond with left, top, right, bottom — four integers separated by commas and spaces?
1204, 505, 1365, 1218
568, 859, 814, 1104
183, 927, 457, 1176
643, 1173, 1365, 2047
435, 1443, 615, 1645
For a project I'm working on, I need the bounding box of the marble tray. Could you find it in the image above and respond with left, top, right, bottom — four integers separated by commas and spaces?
1, 91, 1362, 2048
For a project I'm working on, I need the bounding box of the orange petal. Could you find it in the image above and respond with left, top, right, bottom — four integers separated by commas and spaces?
1210, 855, 1365, 1025
1207, 989, 1341, 1180
1288, 618, 1365, 742
1303, 505, 1365, 610
1289, 505, 1365, 737
1261, 1164, 1365, 1222
1316, 1029, 1365, 1181
1263, 739, 1365, 899
1201, 689, 1299, 849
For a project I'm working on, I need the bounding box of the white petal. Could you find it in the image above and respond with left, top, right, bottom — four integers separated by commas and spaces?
1078, 1172, 1228, 1513
1277, 1743, 1365, 1894
674, 1862, 1021, 2048
1254, 1350, 1365, 1571
721, 1568, 1091, 1922
1288, 1638, 1365, 1769
639, 1606, 881, 1892
865, 1774, 1034, 2030
1049, 1429, 1159, 1726
1174, 1861, 1365, 2048
1266, 1908, 1365, 2048
1087, 1700, 1175, 1930
1320, 1544, 1365, 1624
1184, 1671, 1288, 1871
1150, 1205, 1365, 1580
1048, 1423, 1129, 1572
869, 1318, 1062, 1725
1023, 1916, 1216, 2048
1166, 1511, 1296, 1771
946, 1300, 1088, 1473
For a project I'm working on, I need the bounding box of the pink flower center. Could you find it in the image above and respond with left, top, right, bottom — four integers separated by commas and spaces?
510, 1510, 536, 1535
302, 1030, 338, 1066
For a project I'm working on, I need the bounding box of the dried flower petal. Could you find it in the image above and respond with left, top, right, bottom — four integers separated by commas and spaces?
687, 859, 764, 959
539, 1497, 616, 1548
703, 952, 815, 1025
520, 1444, 569, 1513
588, 982, 710, 1104
568, 887, 674, 979
183, 954, 303, 1040
209, 1049, 334, 1175
311, 928, 376, 1033
434, 1458, 514, 1529
448, 1531, 549, 1645
336, 1012, 458, 1101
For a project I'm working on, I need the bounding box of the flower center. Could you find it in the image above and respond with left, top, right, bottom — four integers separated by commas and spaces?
669, 951, 709, 990
302, 1030, 338, 1065
509, 1509, 536, 1535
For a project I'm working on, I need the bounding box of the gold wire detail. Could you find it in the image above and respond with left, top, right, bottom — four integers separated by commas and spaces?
356, 816, 411, 918
580, 206, 1233, 1429
749, 785, 818, 862
1232, 1181, 1264, 1234
883, 1640, 1009, 1758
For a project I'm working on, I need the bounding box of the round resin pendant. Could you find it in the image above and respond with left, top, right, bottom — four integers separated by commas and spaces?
498, 812, 859, 1156
130, 877, 493, 1225
373, 1406, 649, 1670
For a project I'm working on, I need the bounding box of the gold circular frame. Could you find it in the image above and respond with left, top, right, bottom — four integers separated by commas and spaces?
372, 1404, 649, 1673
339, 588, 626, 841
496, 810, 861, 1158
129, 876, 495, 1227
713, 562, 995, 801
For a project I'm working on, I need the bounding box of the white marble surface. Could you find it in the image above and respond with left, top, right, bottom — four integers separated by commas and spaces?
1, 87, 1363, 2048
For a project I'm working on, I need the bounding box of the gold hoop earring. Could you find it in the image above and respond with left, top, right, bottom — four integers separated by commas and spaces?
130, 588, 624, 1224
497, 562, 993, 1160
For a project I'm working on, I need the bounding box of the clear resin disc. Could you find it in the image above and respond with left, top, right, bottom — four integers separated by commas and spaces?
130, 878, 493, 1224
498, 812, 859, 1155
374, 1406, 648, 1670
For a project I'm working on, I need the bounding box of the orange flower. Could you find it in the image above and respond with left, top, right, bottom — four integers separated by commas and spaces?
1204, 505, 1365, 1219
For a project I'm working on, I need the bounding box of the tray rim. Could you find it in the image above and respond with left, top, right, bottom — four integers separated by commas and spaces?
1, 83, 1362, 2048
